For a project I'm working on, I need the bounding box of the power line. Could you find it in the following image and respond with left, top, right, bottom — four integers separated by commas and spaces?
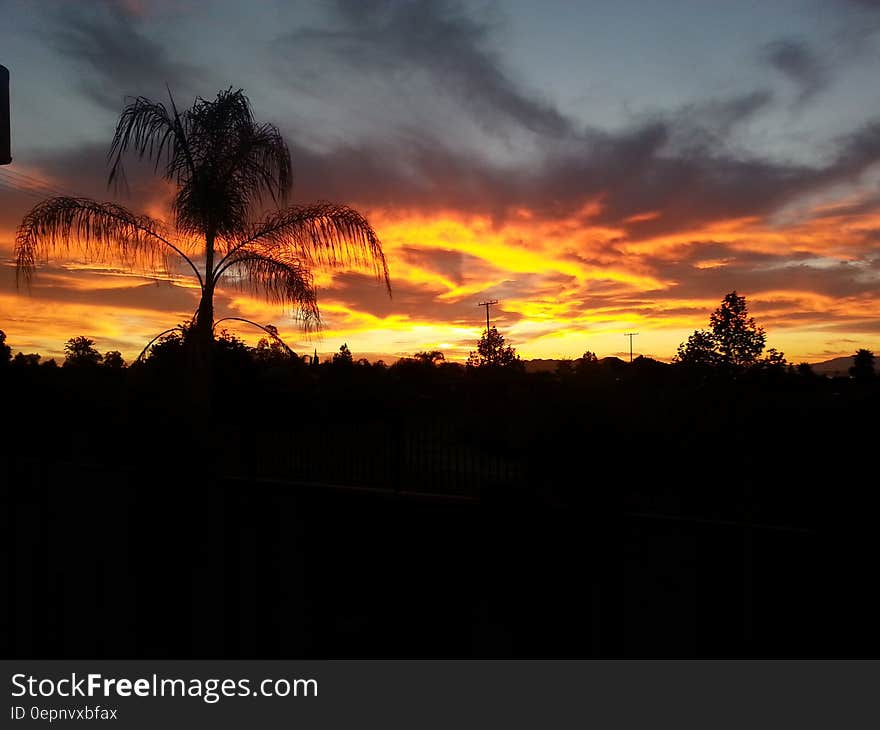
5, 167, 67, 189
0, 167, 75, 198
0, 171, 46, 196
0, 172, 69, 201
0, 176, 45, 199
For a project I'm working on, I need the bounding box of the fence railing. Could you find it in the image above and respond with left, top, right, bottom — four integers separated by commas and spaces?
225, 425, 526, 496
2, 453, 828, 659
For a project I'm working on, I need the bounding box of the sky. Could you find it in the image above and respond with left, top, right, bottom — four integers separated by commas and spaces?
1, 0, 880, 363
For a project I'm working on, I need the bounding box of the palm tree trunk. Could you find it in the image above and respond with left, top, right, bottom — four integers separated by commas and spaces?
187, 285, 215, 471
186, 231, 225, 653
193, 283, 214, 362
190, 231, 216, 419
193, 229, 216, 382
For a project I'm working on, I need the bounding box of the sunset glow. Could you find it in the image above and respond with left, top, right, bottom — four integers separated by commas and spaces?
2, 1, 879, 364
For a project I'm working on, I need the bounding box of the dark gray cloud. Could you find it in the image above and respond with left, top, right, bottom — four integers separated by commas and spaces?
667, 91, 773, 148
9, 1, 880, 318
841, 0, 880, 9
279, 107, 880, 240
0, 141, 174, 244
0, 173, 58, 234
824, 120, 880, 178
46, 1, 204, 112
0, 262, 199, 313
276, 0, 571, 138
27, 1, 873, 247
763, 37, 829, 103
14, 85, 880, 253
644, 242, 880, 302
30, 141, 170, 201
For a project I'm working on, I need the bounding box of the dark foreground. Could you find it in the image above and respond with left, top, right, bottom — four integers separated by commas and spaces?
2, 359, 878, 657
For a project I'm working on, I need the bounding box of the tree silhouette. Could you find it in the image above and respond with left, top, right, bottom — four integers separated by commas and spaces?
333, 343, 353, 365
709, 291, 766, 367
0, 330, 10, 367
102, 350, 126, 369
413, 350, 445, 365
760, 347, 787, 370
676, 291, 770, 370
575, 350, 599, 376
796, 362, 815, 378
253, 326, 297, 367
15, 88, 390, 371
466, 327, 522, 369
63, 336, 103, 367
12, 352, 41, 368
138, 327, 187, 371
675, 329, 720, 368
850, 349, 876, 381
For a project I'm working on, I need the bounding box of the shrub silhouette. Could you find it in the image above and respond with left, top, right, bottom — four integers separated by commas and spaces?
63, 336, 103, 368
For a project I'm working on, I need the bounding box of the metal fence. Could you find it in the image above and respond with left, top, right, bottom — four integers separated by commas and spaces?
228, 425, 526, 496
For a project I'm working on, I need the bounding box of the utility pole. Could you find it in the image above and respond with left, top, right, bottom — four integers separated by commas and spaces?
478, 299, 499, 336
624, 332, 639, 363
1, 64, 10, 165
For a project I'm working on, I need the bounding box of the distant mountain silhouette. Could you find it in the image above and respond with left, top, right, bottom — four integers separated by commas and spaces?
809, 356, 855, 377
524, 354, 861, 376
524, 356, 630, 373
523, 355, 644, 373
523, 358, 566, 373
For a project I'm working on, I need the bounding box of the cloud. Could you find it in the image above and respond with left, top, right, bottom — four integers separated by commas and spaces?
324, 271, 473, 323
825, 120, 880, 178
0, 263, 199, 313
25, 4, 880, 247
45, 1, 204, 111
644, 242, 880, 303
0, 141, 176, 254
661, 91, 774, 150
762, 37, 829, 103
30, 141, 172, 202
398, 246, 468, 288
280, 103, 880, 242
275, 0, 571, 139
6, 0, 880, 362
840, 0, 880, 9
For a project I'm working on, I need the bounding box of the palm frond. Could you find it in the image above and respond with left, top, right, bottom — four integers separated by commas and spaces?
225, 121, 291, 209
108, 96, 191, 190
212, 317, 296, 355
15, 196, 201, 287
135, 326, 186, 364
172, 89, 291, 239
220, 203, 391, 295
217, 249, 320, 329
247, 122, 292, 202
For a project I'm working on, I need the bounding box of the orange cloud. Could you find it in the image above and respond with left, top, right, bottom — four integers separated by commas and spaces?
2, 190, 879, 364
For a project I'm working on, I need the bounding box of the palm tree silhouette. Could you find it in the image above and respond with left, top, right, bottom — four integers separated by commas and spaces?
15, 88, 390, 364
